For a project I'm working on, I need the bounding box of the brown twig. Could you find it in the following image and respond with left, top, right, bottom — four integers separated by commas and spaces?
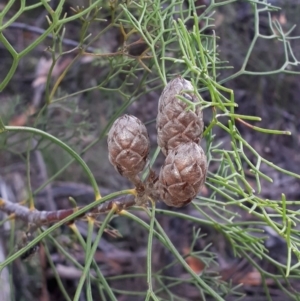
0, 195, 136, 226
236, 117, 255, 129
39, 244, 50, 301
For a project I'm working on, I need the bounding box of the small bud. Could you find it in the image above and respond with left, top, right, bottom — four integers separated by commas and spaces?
107, 115, 150, 178
159, 142, 207, 207
157, 77, 204, 156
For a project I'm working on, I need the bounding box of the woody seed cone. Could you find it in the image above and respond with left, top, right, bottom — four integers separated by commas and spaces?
157, 77, 204, 156
159, 142, 207, 207
107, 115, 150, 178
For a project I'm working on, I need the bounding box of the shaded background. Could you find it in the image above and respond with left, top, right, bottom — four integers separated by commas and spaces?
0, 0, 300, 300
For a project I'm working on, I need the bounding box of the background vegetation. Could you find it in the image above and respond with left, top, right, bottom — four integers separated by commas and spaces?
1, 0, 300, 300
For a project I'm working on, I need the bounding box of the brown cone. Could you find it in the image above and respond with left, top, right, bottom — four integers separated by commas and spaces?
107, 115, 150, 179
159, 142, 207, 207
157, 77, 204, 156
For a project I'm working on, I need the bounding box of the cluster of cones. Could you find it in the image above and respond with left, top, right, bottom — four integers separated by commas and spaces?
107, 77, 207, 207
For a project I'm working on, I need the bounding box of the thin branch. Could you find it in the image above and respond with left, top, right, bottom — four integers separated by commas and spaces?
5, 22, 97, 52
0, 195, 136, 226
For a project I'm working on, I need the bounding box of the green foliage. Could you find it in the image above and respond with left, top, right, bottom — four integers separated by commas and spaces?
1, 0, 300, 300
